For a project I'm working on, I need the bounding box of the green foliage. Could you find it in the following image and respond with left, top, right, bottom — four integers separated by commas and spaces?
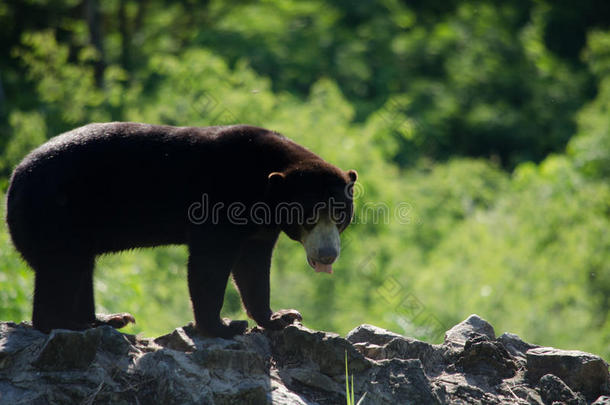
0, 110, 47, 186
2, 1, 599, 166
0, 0, 609, 360
569, 31, 610, 178
391, 3, 590, 167
94, 247, 193, 336
414, 156, 610, 353
13, 30, 127, 125
187, 1, 593, 167
0, 211, 32, 324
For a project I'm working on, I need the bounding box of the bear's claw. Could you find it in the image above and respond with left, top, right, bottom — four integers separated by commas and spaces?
267, 308, 303, 329
94, 312, 136, 329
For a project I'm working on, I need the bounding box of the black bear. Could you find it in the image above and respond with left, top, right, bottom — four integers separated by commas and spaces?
6, 122, 357, 338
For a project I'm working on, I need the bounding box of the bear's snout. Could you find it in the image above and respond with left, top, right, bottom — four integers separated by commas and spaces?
317, 247, 338, 264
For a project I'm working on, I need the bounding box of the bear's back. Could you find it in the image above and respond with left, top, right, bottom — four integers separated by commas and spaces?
5, 122, 318, 256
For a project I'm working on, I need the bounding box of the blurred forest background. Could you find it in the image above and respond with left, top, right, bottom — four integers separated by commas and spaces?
1, 0, 610, 358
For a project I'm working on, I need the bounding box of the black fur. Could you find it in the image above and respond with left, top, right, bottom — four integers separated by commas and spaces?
6, 122, 355, 338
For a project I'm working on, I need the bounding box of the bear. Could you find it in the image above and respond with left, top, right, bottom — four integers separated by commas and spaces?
5, 122, 357, 338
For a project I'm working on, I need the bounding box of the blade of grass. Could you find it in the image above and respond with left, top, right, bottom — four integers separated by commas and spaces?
351, 373, 354, 403
345, 350, 352, 405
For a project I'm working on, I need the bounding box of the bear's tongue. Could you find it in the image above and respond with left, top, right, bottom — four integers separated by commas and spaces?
309, 258, 333, 274
315, 262, 332, 273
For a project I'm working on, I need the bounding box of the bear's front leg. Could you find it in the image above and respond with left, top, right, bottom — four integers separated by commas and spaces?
232, 231, 302, 330
187, 230, 248, 339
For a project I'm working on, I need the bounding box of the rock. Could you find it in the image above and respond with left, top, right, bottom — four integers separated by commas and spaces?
593, 395, 610, 404
0, 380, 46, 404
269, 375, 312, 405
444, 314, 495, 347
284, 367, 341, 393
0, 315, 608, 404
365, 358, 441, 404
154, 326, 197, 352
192, 348, 267, 374
526, 347, 610, 400
0, 322, 46, 370
33, 328, 101, 371
350, 328, 446, 376
271, 324, 371, 376
536, 374, 586, 405
212, 384, 269, 405
346, 324, 405, 346
497, 332, 538, 363
456, 335, 518, 381
353, 342, 386, 360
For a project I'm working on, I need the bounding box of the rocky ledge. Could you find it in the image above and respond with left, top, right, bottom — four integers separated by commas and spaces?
0, 315, 608, 404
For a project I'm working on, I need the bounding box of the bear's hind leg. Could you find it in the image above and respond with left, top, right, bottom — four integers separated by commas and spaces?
32, 254, 96, 333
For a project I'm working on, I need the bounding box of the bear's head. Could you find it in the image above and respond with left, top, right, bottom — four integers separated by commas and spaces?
267, 163, 357, 274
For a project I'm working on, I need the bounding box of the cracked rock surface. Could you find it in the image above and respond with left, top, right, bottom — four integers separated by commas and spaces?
0, 314, 608, 404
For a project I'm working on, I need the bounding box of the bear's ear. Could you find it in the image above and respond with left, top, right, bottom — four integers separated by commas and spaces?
265, 172, 286, 201
347, 170, 358, 182
268, 171, 286, 186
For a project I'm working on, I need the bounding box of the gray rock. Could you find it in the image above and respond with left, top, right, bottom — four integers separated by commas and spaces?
0, 315, 608, 405
92, 325, 134, 356
269, 375, 314, 405
271, 324, 371, 376
33, 328, 101, 371
503, 383, 545, 405
444, 314, 495, 347
536, 374, 586, 405
350, 329, 446, 377
0, 322, 46, 370
365, 358, 441, 404
593, 395, 610, 405
497, 332, 538, 363
526, 347, 610, 400
212, 384, 269, 405
133, 350, 215, 404
384, 337, 447, 376
353, 342, 386, 360
154, 326, 197, 352
0, 381, 46, 405
284, 367, 342, 393
192, 348, 267, 374
346, 324, 405, 346
456, 335, 518, 380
